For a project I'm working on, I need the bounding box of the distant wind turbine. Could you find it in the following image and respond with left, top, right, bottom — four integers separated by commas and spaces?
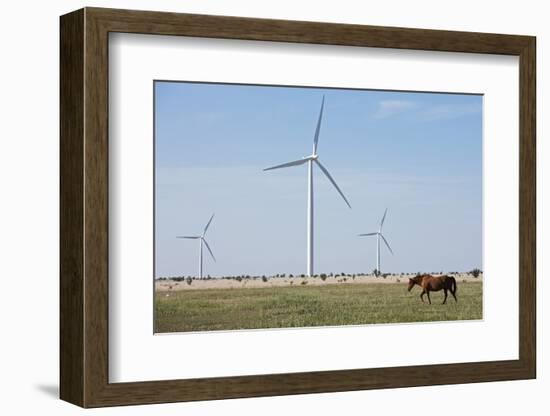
176, 214, 216, 279
264, 96, 351, 277
358, 208, 393, 276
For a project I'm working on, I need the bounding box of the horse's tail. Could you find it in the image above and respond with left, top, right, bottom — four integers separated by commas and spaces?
450, 276, 457, 294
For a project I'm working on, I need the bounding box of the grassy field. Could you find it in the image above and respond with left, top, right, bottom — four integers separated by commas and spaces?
154, 281, 482, 333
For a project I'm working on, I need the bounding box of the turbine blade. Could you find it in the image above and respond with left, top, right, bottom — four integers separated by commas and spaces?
203, 213, 215, 235
176, 236, 200, 239
312, 95, 325, 154
314, 159, 351, 208
380, 234, 393, 255
263, 158, 308, 171
202, 238, 216, 262
380, 208, 388, 229
358, 232, 377, 237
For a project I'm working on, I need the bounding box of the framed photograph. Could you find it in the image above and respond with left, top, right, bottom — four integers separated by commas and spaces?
60, 7, 536, 408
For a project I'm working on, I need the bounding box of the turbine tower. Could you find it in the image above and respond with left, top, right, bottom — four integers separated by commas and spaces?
358, 208, 393, 276
264, 96, 351, 277
176, 214, 216, 279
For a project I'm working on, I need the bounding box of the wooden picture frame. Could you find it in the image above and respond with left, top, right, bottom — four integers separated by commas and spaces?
60, 7, 536, 408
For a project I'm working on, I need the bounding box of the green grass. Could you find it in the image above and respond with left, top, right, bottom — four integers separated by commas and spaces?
154, 282, 482, 333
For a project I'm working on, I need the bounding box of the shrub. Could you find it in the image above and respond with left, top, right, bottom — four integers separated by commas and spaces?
470, 268, 482, 278
262, 276, 268, 283
185, 277, 192, 286
301, 280, 308, 285
320, 273, 327, 281
236, 276, 242, 282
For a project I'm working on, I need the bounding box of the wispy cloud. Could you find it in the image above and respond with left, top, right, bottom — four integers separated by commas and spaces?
419, 102, 482, 121
372, 99, 482, 122
373, 100, 417, 119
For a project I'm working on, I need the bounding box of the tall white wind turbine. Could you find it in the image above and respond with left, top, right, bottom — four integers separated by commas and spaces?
358, 208, 393, 276
176, 214, 216, 279
264, 96, 351, 277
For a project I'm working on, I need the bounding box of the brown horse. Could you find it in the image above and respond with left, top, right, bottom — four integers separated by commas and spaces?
407, 274, 457, 304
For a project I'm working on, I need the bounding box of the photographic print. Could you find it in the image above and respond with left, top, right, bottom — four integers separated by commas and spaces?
154, 82, 483, 333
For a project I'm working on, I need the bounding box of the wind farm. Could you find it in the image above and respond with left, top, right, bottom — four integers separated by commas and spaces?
154, 82, 483, 333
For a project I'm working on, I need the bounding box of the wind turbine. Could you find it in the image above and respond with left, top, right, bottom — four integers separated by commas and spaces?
358, 208, 393, 276
176, 214, 216, 279
264, 96, 351, 277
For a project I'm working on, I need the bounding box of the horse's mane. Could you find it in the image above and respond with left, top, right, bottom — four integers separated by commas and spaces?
412, 274, 439, 283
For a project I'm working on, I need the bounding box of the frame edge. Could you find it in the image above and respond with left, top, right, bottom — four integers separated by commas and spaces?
60, 8, 86, 408
518, 36, 537, 379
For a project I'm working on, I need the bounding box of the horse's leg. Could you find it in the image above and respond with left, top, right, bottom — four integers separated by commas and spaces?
426, 290, 431, 305
442, 289, 448, 305
451, 287, 457, 302
420, 290, 425, 303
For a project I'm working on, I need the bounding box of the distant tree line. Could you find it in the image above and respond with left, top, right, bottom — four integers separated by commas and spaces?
156, 269, 483, 282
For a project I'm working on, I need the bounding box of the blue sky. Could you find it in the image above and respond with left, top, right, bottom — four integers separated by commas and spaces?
154, 82, 482, 278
